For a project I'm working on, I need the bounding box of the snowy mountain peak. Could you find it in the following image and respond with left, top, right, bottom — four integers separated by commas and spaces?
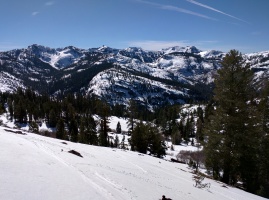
97, 46, 119, 54
199, 50, 225, 59
25, 44, 86, 69
27, 44, 56, 55
246, 50, 269, 58
162, 46, 201, 55
125, 47, 144, 52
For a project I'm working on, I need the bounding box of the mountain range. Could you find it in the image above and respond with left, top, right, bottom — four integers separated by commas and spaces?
0, 44, 269, 109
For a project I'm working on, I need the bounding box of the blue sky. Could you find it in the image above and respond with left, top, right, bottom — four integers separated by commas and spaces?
0, 0, 268, 53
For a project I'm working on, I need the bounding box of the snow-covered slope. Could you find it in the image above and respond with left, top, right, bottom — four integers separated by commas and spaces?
245, 50, 269, 68
87, 68, 186, 108
245, 51, 269, 83
0, 72, 26, 93
36, 45, 86, 69
0, 127, 266, 200
12, 44, 86, 69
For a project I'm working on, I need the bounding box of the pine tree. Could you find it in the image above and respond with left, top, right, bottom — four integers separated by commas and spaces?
0, 103, 4, 115
7, 98, 13, 120
14, 99, 27, 123
120, 135, 125, 149
69, 118, 78, 142
98, 102, 110, 147
256, 81, 269, 197
116, 121, 121, 133
130, 121, 166, 157
147, 125, 167, 158
114, 135, 119, 148
79, 116, 88, 144
48, 109, 57, 127
171, 124, 181, 145
127, 99, 137, 135
130, 121, 148, 153
204, 50, 260, 190
29, 121, 39, 133
56, 118, 65, 140
197, 106, 204, 123
196, 118, 204, 142
184, 117, 192, 140
87, 115, 98, 145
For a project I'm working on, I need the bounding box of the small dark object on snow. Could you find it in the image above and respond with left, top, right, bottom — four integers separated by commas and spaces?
171, 158, 185, 164
4, 129, 26, 135
68, 150, 83, 158
162, 195, 172, 200
61, 142, 68, 145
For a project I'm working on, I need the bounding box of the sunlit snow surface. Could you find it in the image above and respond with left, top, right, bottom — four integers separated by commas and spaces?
0, 126, 266, 200
0, 72, 26, 93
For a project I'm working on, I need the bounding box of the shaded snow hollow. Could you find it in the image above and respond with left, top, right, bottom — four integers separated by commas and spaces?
0, 127, 266, 200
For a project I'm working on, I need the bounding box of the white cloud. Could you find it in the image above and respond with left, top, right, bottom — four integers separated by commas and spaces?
31, 2, 55, 17
134, 0, 216, 20
126, 40, 223, 51
45, 1, 55, 6
186, 0, 248, 23
162, 4, 216, 20
127, 40, 191, 51
251, 31, 263, 36
32, 11, 39, 16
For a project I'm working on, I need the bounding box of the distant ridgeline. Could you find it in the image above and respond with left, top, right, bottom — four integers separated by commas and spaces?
0, 44, 268, 109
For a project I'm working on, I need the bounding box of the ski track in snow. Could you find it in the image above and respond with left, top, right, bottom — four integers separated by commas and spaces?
117, 153, 148, 173
28, 136, 133, 200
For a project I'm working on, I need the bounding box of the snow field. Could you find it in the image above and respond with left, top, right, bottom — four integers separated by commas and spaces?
0, 126, 266, 200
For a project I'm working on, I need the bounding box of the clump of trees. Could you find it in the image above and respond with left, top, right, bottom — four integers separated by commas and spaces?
0, 89, 102, 145
129, 121, 167, 158
154, 103, 206, 147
